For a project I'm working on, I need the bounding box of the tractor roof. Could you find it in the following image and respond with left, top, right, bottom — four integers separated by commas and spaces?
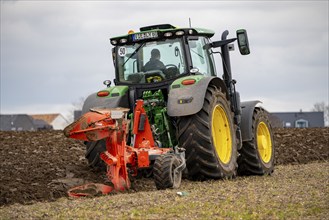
110, 24, 215, 46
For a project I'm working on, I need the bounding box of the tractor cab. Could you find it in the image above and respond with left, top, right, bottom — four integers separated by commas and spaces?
110, 24, 217, 86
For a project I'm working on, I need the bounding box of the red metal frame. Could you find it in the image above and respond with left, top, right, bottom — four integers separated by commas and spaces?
64, 101, 171, 197
132, 100, 155, 149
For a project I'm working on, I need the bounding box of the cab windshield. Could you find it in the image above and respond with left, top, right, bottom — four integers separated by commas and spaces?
116, 38, 186, 84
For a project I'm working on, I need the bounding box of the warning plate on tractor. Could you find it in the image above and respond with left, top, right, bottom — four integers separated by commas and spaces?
132, 31, 158, 41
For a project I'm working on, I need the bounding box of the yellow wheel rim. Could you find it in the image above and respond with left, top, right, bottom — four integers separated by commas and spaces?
257, 122, 272, 163
212, 105, 232, 164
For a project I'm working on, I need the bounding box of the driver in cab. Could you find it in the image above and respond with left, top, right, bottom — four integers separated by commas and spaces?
143, 49, 165, 72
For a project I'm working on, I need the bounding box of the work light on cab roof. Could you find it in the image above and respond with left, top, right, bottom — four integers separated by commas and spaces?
109, 24, 215, 46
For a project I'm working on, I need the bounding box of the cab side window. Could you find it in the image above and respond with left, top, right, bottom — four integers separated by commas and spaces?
188, 37, 216, 76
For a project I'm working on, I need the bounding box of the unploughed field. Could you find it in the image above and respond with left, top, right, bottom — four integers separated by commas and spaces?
0, 128, 328, 219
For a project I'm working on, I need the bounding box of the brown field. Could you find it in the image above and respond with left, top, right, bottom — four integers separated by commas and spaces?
0, 128, 328, 219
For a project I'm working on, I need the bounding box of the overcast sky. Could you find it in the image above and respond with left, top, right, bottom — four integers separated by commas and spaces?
1, 0, 328, 120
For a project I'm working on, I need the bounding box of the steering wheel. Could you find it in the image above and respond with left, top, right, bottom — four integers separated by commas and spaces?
165, 64, 178, 69
164, 64, 179, 78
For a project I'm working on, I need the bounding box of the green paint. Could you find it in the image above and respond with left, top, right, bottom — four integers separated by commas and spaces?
97, 86, 128, 98
110, 86, 128, 96
142, 90, 177, 148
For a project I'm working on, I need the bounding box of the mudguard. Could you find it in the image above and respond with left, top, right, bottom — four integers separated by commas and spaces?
167, 76, 228, 117
240, 100, 261, 141
82, 86, 129, 114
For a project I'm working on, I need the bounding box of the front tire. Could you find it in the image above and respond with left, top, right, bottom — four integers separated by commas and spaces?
177, 85, 237, 180
237, 107, 275, 175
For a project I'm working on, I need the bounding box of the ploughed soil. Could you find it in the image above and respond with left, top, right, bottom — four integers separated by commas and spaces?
0, 128, 328, 206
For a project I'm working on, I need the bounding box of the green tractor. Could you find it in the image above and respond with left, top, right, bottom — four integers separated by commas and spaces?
82, 24, 274, 180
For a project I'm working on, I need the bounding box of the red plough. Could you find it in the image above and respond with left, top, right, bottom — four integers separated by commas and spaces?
64, 100, 185, 197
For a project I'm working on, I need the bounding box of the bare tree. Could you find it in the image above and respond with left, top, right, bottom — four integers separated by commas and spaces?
312, 102, 329, 126
66, 97, 85, 123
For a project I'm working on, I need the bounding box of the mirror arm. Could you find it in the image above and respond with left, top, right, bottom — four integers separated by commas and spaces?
210, 38, 236, 48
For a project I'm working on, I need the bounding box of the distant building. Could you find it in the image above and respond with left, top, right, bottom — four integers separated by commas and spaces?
33, 119, 53, 130
0, 114, 51, 131
0, 113, 69, 131
30, 114, 69, 130
270, 111, 324, 128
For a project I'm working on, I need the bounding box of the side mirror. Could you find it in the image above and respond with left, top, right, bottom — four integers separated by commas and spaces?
236, 29, 250, 55
103, 80, 112, 87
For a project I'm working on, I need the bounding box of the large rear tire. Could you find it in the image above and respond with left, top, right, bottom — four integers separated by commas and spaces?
85, 140, 106, 170
177, 85, 237, 180
237, 107, 275, 175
